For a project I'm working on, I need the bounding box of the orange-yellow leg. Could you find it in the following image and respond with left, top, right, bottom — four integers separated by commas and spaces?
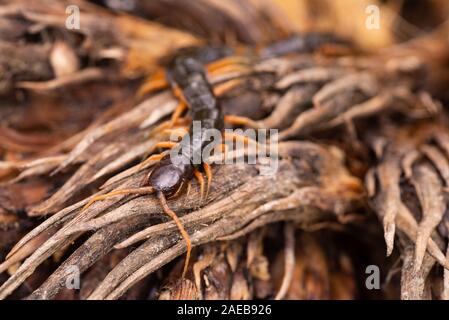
139, 141, 177, 170
161, 127, 189, 139
193, 169, 205, 202
137, 69, 168, 98
148, 153, 165, 161
208, 64, 249, 77
206, 56, 250, 74
154, 141, 178, 150
138, 153, 165, 170
169, 101, 188, 127
147, 118, 190, 138
82, 187, 155, 212
213, 79, 245, 96
224, 114, 260, 128
203, 163, 212, 200
172, 85, 183, 99
157, 192, 191, 278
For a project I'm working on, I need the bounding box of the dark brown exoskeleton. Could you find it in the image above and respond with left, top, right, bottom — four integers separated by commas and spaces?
146, 53, 224, 195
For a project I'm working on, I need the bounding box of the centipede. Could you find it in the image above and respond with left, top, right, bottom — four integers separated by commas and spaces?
82, 47, 258, 278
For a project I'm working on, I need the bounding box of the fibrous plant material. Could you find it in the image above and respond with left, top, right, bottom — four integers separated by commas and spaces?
366, 123, 449, 299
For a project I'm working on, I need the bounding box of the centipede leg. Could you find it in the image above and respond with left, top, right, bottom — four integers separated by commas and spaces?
161, 127, 189, 139
139, 153, 165, 170
139, 142, 177, 169
193, 169, 205, 201
137, 69, 168, 98
148, 118, 190, 137
149, 153, 165, 161
154, 141, 178, 149
213, 79, 245, 96
203, 163, 212, 200
169, 100, 188, 127
157, 192, 191, 278
206, 56, 250, 74
82, 187, 155, 212
208, 64, 249, 77
224, 114, 260, 128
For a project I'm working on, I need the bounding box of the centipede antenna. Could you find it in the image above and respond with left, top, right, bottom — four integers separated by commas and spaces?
157, 191, 191, 278
82, 187, 155, 212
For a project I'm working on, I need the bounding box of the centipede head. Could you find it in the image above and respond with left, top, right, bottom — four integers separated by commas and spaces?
144, 155, 193, 198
